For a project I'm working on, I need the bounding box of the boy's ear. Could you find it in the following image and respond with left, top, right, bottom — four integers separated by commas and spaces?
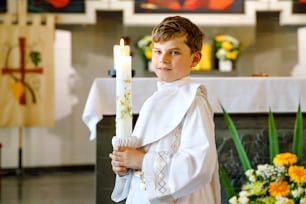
191, 51, 202, 67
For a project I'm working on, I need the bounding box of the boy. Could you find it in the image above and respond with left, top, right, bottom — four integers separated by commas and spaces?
110, 16, 221, 204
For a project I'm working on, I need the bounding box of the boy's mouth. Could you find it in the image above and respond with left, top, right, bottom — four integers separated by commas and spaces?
158, 67, 171, 71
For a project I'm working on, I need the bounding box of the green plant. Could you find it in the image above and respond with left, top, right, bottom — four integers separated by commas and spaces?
219, 104, 305, 203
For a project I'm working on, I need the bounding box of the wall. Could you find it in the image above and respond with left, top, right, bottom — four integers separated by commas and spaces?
0, 10, 305, 169
59, 11, 303, 77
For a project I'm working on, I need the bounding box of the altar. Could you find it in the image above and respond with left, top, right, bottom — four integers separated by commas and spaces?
82, 77, 306, 204
83, 77, 306, 140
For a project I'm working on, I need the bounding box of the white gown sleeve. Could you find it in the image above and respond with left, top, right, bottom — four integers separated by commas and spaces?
111, 172, 133, 202
142, 93, 218, 203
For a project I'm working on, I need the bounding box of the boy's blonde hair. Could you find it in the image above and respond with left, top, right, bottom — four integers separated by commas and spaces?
151, 16, 204, 53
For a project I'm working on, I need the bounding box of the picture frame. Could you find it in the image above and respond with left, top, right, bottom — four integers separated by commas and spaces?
293, 0, 306, 14
28, 0, 85, 13
0, 0, 6, 13
135, 0, 244, 14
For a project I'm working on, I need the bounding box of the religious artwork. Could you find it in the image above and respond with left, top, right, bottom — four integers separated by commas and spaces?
293, 0, 306, 13
135, 0, 244, 13
0, 15, 55, 127
0, 0, 6, 12
28, 0, 85, 13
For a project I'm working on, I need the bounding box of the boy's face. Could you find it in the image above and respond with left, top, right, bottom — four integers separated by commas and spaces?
152, 35, 201, 82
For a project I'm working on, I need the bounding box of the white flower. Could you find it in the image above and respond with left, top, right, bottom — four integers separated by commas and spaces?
300, 197, 306, 204
238, 196, 249, 204
226, 35, 239, 47
276, 196, 294, 204
137, 38, 149, 48
245, 169, 254, 177
249, 175, 256, 182
229, 196, 239, 204
256, 164, 275, 179
245, 169, 256, 182
291, 186, 304, 198
239, 191, 249, 197
215, 48, 227, 60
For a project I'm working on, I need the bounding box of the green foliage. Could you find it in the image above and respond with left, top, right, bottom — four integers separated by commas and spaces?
219, 166, 236, 198
292, 104, 304, 165
221, 105, 251, 171
268, 109, 279, 163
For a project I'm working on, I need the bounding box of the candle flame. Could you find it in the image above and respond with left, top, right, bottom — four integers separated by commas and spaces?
120, 38, 124, 47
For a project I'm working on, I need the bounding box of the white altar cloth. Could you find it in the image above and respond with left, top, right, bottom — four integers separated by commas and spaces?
82, 77, 306, 140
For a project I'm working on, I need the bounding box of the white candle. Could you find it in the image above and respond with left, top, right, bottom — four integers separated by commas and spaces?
113, 38, 130, 70
115, 39, 132, 138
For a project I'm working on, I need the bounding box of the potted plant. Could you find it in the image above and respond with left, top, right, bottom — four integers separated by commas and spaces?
213, 35, 241, 72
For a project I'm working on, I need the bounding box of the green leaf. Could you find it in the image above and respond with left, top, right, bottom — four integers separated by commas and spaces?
219, 165, 236, 198
30, 51, 41, 66
221, 105, 252, 171
268, 109, 279, 163
292, 103, 303, 165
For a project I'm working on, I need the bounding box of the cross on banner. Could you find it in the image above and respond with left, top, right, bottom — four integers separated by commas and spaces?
2, 37, 44, 105
0, 2, 55, 127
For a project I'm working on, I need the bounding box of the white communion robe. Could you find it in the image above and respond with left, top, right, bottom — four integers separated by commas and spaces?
111, 77, 221, 204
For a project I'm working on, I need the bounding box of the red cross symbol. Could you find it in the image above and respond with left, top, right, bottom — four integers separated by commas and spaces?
1, 37, 44, 105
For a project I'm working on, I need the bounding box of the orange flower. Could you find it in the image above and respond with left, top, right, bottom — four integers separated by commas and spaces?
273, 152, 297, 166
284, 200, 294, 204
268, 181, 290, 197
288, 165, 306, 184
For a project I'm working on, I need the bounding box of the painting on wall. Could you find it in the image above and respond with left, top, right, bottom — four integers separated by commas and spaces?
0, 0, 6, 13
135, 0, 244, 13
293, 0, 306, 13
28, 0, 85, 13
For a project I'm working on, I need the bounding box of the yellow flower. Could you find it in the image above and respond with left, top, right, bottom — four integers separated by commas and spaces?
268, 181, 290, 197
273, 152, 297, 166
144, 49, 152, 60
221, 41, 233, 50
215, 35, 225, 42
226, 51, 238, 60
288, 165, 306, 183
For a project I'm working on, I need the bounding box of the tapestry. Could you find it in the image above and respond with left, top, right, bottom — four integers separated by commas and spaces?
0, 15, 55, 127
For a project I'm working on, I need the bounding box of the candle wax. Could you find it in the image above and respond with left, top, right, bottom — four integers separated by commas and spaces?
115, 56, 132, 138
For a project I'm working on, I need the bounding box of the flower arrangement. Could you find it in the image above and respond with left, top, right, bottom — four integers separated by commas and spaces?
137, 35, 153, 63
213, 35, 241, 61
220, 104, 304, 204
229, 152, 306, 204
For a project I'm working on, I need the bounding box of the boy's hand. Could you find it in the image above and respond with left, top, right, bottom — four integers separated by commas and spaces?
110, 146, 145, 172
110, 148, 129, 176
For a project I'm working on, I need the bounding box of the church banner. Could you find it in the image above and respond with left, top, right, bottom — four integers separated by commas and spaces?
0, 14, 55, 127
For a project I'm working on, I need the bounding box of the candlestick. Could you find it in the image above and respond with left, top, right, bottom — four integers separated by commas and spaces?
115, 39, 132, 138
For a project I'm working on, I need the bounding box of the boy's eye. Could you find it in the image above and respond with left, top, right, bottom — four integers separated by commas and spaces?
153, 49, 161, 55
170, 50, 179, 56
